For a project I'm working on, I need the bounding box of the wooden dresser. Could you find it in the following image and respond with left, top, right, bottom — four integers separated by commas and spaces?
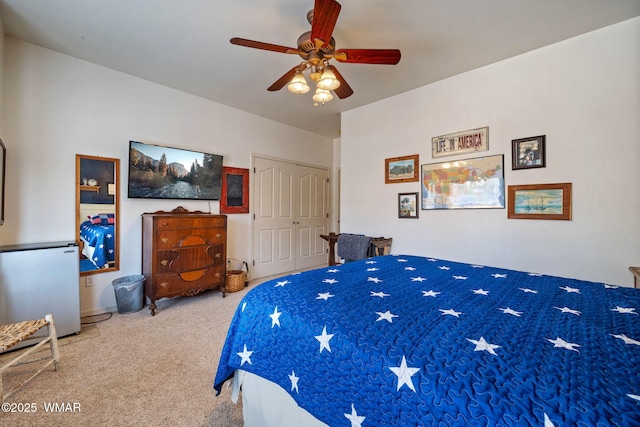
141, 207, 227, 315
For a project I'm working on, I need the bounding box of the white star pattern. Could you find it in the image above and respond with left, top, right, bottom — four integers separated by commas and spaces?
344, 403, 366, 427
213, 255, 640, 425
611, 334, 640, 346
289, 370, 299, 393
370, 291, 389, 298
554, 306, 581, 315
544, 413, 554, 427
467, 337, 501, 355
365, 261, 377, 264
547, 337, 580, 352
611, 306, 638, 315
500, 307, 522, 317
471, 265, 484, 268
440, 308, 462, 317
269, 306, 282, 327
237, 344, 253, 365
376, 310, 399, 322
388, 355, 420, 392
422, 290, 440, 297
315, 326, 334, 353
604, 284, 619, 289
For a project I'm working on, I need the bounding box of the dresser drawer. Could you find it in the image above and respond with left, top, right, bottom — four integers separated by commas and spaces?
155, 216, 226, 230
154, 266, 225, 298
155, 244, 224, 274
155, 229, 226, 249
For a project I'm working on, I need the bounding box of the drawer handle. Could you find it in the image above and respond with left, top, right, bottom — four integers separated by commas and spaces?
161, 260, 168, 266
161, 238, 169, 243
216, 233, 222, 239
160, 282, 168, 288
215, 253, 221, 258
215, 272, 221, 278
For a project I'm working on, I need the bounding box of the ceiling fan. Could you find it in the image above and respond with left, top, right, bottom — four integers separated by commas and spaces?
230, 0, 401, 105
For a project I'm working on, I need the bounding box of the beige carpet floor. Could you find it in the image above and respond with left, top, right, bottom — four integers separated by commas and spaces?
0, 279, 263, 427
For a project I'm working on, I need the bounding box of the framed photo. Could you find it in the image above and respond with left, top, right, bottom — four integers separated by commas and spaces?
385, 154, 419, 184
507, 182, 571, 220
432, 126, 489, 158
421, 154, 505, 210
398, 192, 419, 218
220, 167, 249, 214
512, 135, 546, 170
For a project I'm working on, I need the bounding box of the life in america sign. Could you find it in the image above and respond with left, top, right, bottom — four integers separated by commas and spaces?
431, 126, 489, 158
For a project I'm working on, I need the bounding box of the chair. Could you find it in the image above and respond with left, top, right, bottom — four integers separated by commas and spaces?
630, 266, 640, 289
0, 314, 60, 402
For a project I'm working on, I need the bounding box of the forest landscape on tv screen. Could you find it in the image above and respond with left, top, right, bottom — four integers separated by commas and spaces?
128, 141, 223, 200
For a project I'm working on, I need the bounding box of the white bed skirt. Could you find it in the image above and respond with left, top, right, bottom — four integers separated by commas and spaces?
232, 370, 328, 427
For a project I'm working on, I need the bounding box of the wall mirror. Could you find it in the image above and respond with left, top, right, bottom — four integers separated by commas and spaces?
0, 138, 5, 226
76, 154, 120, 275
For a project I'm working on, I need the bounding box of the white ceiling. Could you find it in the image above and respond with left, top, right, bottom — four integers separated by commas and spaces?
1, 0, 639, 138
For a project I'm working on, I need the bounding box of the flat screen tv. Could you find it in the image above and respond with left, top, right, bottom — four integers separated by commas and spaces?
128, 141, 223, 200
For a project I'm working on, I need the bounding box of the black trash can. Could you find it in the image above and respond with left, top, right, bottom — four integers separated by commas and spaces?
112, 275, 146, 314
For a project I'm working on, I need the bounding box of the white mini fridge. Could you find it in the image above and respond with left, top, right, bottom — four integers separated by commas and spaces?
0, 241, 81, 350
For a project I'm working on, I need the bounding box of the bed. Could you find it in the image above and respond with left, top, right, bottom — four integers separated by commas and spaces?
213, 255, 640, 426
79, 213, 115, 269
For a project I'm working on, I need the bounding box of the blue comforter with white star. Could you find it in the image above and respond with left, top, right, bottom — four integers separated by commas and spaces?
213, 255, 640, 426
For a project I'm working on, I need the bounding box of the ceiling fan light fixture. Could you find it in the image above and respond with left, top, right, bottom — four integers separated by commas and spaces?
312, 88, 333, 104
287, 72, 310, 94
317, 67, 340, 91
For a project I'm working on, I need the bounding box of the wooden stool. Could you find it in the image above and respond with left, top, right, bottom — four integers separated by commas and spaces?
0, 314, 60, 402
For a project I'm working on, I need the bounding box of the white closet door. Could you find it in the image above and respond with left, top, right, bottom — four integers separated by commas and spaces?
252, 157, 328, 279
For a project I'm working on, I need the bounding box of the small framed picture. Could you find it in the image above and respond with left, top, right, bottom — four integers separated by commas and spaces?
398, 192, 419, 218
512, 135, 546, 170
385, 154, 419, 184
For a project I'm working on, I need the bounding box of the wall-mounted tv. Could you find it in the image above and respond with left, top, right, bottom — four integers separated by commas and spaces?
128, 141, 223, 200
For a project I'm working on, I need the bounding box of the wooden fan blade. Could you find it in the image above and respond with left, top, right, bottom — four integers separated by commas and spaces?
267, 66, 299, 91
327, 65, 353, 99
333, 49, 401, 65
310, 0, 341, 50
230, 37, 299, 55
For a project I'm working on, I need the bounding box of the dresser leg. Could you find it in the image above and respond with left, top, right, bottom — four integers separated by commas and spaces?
149, 301, 157, 316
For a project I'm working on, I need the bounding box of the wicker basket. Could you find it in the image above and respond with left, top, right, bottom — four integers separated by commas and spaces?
226, 270, 247, 293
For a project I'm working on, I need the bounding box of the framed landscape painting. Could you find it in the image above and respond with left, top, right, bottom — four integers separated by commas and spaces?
508, 183, 572, 220
385, 154, 419, 184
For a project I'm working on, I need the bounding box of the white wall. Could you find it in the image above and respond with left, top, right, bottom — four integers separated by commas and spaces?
1, 37, 333, 315
341, 18, 640, 287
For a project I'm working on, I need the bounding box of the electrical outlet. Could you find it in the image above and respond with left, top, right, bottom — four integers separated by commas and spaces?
86, 276, 94, 287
